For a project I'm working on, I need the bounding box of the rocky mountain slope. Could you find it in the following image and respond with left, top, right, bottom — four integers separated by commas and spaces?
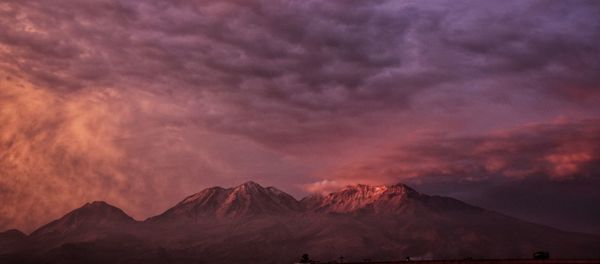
1, 182, 599, 264
149, 181, 301, 221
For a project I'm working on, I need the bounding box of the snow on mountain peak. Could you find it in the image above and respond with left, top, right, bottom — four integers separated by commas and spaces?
153, 181, 450, 221
302, 183, 421, 213
152, 181, 301, 220
238, 180, 262, 189
5, 182, 600, 262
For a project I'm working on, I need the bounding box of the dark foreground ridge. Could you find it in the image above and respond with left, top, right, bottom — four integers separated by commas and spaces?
2, 182, 600, 264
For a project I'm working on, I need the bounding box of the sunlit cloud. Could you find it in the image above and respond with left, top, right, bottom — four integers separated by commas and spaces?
0, 0, 599, 234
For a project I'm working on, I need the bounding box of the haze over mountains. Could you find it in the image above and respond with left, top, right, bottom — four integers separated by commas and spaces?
1, 182, 599, 264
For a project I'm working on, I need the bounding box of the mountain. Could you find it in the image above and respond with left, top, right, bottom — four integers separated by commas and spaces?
0, 229, 25, 242
22, 201, 139, 254
1, 182, 599, 264
301, 183, 480, 214
149, 181, 301, 221
0, 229, 26, 254
31, 201, 136, 237
299, 183, 600, 260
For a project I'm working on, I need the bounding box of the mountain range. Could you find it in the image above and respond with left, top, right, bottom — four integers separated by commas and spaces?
1, 181, 599, 264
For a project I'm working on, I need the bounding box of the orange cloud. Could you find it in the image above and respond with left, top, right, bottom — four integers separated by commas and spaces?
329, 119, 600, 184
545, 151, 594, 179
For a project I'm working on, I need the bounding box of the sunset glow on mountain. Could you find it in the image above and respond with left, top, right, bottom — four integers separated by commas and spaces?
1, 1, 599, 263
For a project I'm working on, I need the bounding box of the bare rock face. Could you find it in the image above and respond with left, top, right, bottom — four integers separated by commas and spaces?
2, 182, 600, 264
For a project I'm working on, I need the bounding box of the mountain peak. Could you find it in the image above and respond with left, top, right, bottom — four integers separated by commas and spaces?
239, 180, 262, 188
158, 182, 426, 220
0, 229, 26, 254
74, 201, 134, 220
233, 181, 265, 194
81, 201, 113, 209
0, 229, 26, 240
302, 182, 422, 214
151, 182, 301, 221
342, 183, 416, 193
31, 201, 135, 237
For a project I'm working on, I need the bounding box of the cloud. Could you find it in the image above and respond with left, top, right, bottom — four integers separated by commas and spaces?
0, 77, 314, 232
328, 119, 600, 233
303, 179, 346, 195
0, 0, 599, 233
0, 79, 130, 231
2, 1, 598, 134
333, 119, 600, 182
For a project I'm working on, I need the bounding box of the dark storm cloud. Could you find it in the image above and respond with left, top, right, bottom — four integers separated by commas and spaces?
1, 0, 600, 233
437, 1, 600, 102
1, 1, 598, 159
2, 0, 599, 125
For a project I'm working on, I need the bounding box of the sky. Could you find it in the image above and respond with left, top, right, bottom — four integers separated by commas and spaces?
0, 0, 599, 234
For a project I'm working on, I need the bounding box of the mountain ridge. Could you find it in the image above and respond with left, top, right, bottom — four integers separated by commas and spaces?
148, 181, 302, 221
2, 182, 599, 264
30, 201, 136, 237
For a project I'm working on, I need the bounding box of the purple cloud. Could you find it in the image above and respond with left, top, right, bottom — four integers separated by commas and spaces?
0, 0, 599, 233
